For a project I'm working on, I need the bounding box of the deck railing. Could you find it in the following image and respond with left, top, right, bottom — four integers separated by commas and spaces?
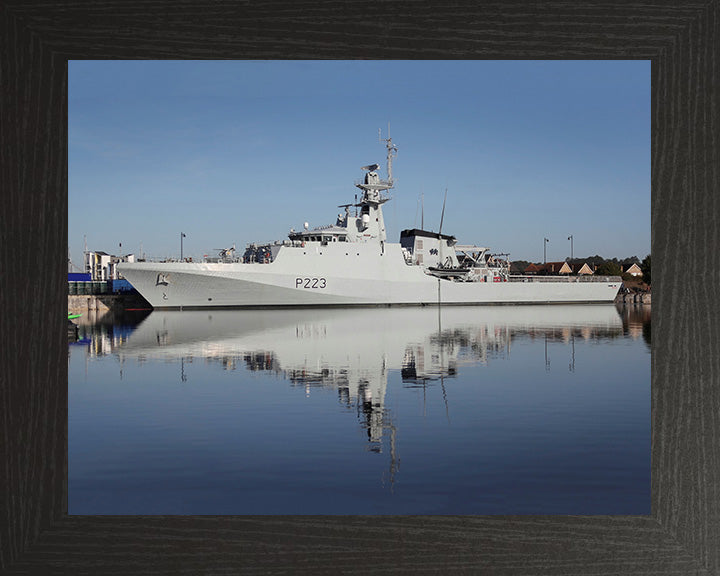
508, 275, 622, 283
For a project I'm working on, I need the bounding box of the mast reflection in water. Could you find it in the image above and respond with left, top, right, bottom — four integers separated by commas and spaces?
69, 304, 650, 515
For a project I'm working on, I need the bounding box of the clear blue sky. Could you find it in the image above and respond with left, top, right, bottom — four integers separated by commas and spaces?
69, 60, 649, 266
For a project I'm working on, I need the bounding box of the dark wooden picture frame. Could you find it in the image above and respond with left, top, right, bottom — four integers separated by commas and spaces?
2, 2, 718, 574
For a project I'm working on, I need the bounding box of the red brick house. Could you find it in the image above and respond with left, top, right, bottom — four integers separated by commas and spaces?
623, 263, 643, 277
523, 261, 594, 275
572, 262, 594, 275
524, 261, 573, 275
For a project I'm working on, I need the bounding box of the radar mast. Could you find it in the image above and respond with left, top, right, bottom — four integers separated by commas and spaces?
381, 127, 398, 187
356, 130, 398, 202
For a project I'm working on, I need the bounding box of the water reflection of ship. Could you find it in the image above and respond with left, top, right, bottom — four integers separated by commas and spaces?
402, 323, 511, 385
242, 349, 401, 482
69, 309, 152, 358
616, 303, 652, 348
112, 306, 623, 482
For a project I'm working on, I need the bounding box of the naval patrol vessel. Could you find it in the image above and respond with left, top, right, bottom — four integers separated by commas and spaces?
118, 137, 621, 309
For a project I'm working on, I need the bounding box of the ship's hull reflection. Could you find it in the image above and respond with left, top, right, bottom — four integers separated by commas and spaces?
115, 305, 623, 463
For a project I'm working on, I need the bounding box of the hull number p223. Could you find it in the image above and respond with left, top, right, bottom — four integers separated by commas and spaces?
295, 277, 327, 289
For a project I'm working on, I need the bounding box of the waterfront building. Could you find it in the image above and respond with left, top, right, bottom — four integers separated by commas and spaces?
84, 251, 135, 281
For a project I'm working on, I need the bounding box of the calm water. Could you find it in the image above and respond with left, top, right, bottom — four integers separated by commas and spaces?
69, 304, 650, 515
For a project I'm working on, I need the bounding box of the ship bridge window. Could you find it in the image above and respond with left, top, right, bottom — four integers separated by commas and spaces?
338, 236, 346, 242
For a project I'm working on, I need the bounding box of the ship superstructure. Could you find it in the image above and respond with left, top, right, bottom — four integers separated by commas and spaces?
119, 137, 621, 309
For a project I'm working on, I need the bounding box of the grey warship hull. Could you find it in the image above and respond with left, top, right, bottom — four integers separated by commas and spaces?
120, 136, 621, 309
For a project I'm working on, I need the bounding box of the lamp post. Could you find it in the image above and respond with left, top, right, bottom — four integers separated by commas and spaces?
543, 237, 549, 264
568, 235, 573, 260
180, 232, 186, 261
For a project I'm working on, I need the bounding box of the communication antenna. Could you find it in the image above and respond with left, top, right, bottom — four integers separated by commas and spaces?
439, 188, 447, 235
437, 189, 448, 267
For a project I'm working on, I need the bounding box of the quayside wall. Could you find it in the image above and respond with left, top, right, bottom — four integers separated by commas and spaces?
615, 292, 651, 305
68, 293, 151, 315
